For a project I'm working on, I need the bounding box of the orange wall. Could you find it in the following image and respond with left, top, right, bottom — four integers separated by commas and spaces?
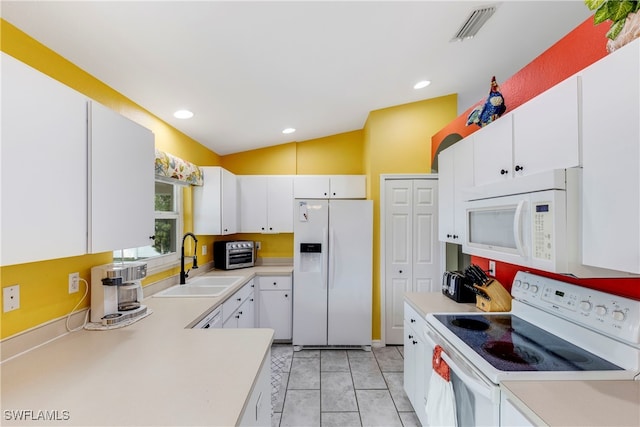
431, 16, 640, 300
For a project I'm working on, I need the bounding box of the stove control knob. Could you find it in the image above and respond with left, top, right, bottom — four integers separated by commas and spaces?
522, 282, 530, 290
514, 280, 521, 288
530, 285, 539, 293
612, 310, 626, 322
579, 301, 592, 311
595, 305, 608, 316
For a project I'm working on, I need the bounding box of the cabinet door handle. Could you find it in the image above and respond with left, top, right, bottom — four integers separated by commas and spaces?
500, 169, 509, 175
515, 165, 524, 172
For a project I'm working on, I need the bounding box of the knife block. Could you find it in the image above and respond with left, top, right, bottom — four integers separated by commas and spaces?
473, 279, 512, 312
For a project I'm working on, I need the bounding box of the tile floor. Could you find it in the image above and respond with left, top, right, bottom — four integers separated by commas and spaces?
270, 345, 419, 427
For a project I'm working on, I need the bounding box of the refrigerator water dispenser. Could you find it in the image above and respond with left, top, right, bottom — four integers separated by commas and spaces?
300, 243, 322, 273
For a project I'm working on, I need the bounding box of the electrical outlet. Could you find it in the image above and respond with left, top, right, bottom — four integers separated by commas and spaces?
202, 244, 208, 256
488, 260, 496, 276
3, 285, 20, 312
68, 272, 80, 294
256, 241, 261, 250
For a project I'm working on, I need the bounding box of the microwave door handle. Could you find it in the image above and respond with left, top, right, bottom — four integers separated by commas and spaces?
513, 200, 527, 257
423, 326, 496, 401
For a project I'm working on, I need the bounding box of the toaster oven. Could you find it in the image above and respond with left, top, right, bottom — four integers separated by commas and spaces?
213, 240, 255, 270
441, 270, 476, 303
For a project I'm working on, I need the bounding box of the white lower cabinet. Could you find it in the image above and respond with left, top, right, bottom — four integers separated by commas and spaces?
403, 302, 428, 425
500, 394, 536, 427
238, 347, 272, 426
222, 280, 255, 328
258, 275, 292, 340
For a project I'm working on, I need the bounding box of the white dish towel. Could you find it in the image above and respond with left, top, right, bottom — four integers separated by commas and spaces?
426, 345, 457, 427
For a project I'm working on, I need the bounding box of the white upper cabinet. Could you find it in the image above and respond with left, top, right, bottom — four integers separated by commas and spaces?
438, 137, 474, 244
88, 102, 155, 253
194, 166, 238, 235
512, 75, 580, 177
238, 175, 293, 233
581, 39, 640, 274
473, 76, 580, 187
293, 175, 366, 199
1, 53, 88, 265
472, 114, 514, 186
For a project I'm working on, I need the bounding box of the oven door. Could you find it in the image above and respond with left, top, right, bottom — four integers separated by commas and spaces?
423, 324, 501, 427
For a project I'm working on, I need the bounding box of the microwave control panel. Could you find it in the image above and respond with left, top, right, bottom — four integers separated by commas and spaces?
532, 202, 553, 260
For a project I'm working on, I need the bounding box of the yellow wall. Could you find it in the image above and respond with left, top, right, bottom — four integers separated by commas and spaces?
0, 20, 221, 338
296, 130, 364, 174
363, 95, 458, 339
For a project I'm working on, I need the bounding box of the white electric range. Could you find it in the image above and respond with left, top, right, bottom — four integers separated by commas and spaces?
424, 271, 640, 426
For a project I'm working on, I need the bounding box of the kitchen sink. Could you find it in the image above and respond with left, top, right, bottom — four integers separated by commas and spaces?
154, 276, 244, 297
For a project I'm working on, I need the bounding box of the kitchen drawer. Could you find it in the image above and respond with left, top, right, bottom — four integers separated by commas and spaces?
258, 275, 292, 291
222, 280, 254, 321
404, 302, 426, 329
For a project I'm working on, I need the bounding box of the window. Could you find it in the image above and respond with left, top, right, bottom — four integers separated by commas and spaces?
113, 180, 183, 270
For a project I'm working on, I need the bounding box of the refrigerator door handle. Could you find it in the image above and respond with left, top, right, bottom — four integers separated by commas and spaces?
322, 227, 328, 289
329, 227, 336, 288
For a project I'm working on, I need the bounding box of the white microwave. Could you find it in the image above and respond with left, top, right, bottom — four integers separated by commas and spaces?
461, 168, 629, 277
464, 189, 567, 272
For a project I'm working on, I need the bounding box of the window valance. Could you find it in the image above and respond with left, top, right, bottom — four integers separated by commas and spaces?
154, 149, 203, 186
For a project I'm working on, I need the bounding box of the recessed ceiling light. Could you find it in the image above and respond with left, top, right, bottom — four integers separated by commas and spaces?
414, 80, 431, 89
173, 109, 194, 119
282, 128, 296, 134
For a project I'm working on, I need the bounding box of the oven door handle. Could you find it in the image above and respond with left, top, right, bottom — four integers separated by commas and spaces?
423, 325, 497, 401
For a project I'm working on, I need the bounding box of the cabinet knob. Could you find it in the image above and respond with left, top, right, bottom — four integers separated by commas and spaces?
285, 293, 289, 298
399, 270, 403, 274
500, 169, 509, 175
149, 235, 156, 240
453, 235, 459, 239
408, 334, 414, 339
273, 282, 277, 285
515, 165, 524, 172
269, 227, 273, 230
446, 234, 452, 238
261, 227, 265, 230
332, 192, 336, 196
324, 192, 328, 196
237, 298, 242, 302
235, 315, 240, 319
250, 298, 254, 302
410, 318, 416, 323
412, 340, 418, 345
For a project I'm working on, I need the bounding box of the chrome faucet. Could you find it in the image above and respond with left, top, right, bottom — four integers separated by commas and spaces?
180, 232, 199, 284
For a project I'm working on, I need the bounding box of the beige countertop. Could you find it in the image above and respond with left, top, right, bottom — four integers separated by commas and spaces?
0, 266, 292, 426
501, 380, 640, 427
404, 291, 480, 317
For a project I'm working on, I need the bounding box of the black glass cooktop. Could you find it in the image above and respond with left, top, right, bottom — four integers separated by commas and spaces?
433, 314, 623, 372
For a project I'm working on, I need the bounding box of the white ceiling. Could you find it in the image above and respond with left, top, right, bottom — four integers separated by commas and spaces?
1, 1, 593, 155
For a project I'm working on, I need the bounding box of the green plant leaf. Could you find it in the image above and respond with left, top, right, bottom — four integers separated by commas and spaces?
633, 1, 640, 13
609, 0, 635, 21
585, 0, 607, 11
594, 3, 612, 24
606, 18, 627, 40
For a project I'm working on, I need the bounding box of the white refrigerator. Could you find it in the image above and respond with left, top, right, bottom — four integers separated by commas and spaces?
293, 199, 373, 348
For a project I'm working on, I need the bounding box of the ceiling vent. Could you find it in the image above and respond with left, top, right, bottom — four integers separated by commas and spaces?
450, 4, 497, 42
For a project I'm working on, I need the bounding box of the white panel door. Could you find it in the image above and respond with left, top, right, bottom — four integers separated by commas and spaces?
384, 178, 440, 345
413, 180, 440, 293
1, 53, 88, 265
327, 200, 373, 346
385, 180, 413, 345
